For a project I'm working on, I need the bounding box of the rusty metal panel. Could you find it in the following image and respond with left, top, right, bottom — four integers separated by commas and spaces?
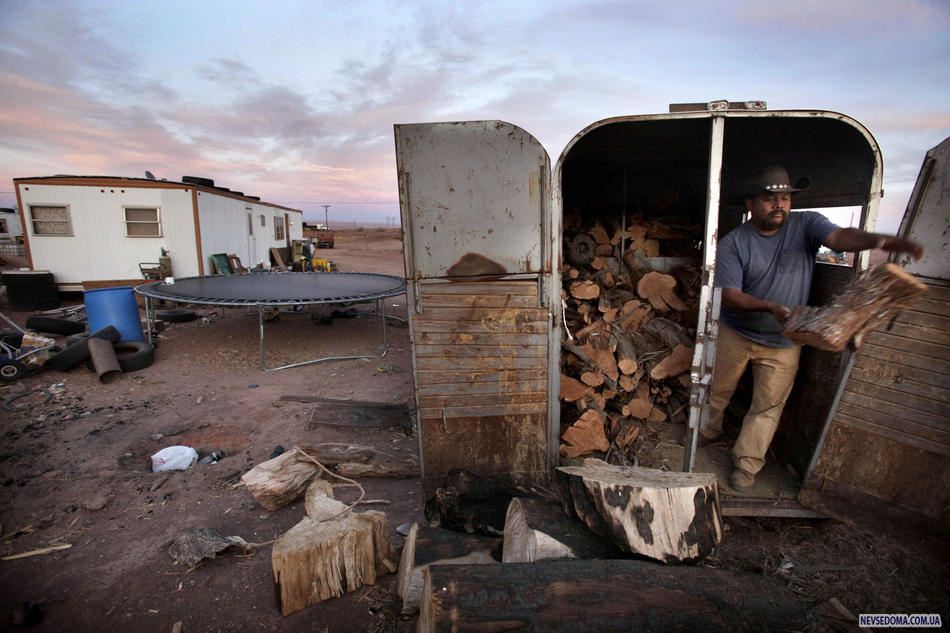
395, 121, 550, 280
410, 279, 550, 494
801, 279, 950, 535
894, 137, 950, 281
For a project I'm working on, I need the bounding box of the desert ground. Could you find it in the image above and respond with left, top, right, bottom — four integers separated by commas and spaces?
0, 228, 946, 632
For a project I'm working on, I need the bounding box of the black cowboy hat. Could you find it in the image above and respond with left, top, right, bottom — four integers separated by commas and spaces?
741, 165, 810, 199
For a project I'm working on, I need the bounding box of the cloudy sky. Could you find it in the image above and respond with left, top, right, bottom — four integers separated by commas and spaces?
0, 0, 947, 230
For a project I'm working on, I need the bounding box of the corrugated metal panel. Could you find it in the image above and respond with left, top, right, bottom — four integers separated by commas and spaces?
800, 280, 950, 535
16, 184, 197, 283
411, 279, 549, 494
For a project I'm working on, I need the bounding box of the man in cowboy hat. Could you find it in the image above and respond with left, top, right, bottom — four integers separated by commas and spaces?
702, 165, 923, 491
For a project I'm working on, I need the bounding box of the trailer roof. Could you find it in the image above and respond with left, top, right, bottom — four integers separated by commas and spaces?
12, 175, 302, 213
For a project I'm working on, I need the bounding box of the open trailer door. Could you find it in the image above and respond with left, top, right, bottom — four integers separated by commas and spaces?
394, 121, 556, 495
799, 137, 950, 537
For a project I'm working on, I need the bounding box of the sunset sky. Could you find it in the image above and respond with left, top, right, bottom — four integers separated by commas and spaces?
1, 0, 947, 231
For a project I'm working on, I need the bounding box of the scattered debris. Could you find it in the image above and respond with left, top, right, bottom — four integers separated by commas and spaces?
2, 543, 72, 561
82, 495, 109, 512
151, 446, 199, 473
166, 527, 264, 569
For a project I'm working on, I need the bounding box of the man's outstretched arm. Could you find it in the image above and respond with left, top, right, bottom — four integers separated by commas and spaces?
721, 288, 791, 323
823, 228, 924, 260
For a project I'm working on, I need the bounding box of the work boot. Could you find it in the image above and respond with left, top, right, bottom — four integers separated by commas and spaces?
729, 468, 755, 490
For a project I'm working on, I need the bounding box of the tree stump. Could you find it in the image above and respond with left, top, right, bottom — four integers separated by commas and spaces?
271, 510, 397, 615
557, 459, 721, 562
502, 497, 615, 563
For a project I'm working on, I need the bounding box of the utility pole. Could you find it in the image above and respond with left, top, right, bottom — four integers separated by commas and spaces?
321, 205, 330, 229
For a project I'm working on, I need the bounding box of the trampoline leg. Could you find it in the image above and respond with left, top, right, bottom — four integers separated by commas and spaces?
144, 297, 153, 343
258, 304, 265, 370
260, 299, 393, 372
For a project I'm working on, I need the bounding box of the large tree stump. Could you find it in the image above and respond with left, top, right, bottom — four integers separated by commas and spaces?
783, 262, 928, 351
271, 510, 397, 615
417, 560, 809, 633
396, 524, 499, 614
502, 497, 615, 563
557, 459, 721, 562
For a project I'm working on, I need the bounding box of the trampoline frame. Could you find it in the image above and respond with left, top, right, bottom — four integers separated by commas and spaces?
134, 272, 406, 372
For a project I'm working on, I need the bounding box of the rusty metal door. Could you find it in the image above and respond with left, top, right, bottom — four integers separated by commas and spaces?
395, 121, 554, 495
799, 137, 950, 536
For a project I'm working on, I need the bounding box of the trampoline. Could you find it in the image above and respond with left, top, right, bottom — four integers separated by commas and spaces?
135, 272, 406, 371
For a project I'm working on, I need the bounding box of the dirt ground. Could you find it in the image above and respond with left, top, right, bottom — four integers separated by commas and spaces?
1, 228, 946, 632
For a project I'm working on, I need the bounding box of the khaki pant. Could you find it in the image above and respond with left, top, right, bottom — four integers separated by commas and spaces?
701, 324, 801, 475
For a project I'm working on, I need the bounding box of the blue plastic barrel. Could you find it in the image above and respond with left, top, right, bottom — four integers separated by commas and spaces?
84, 287, 145, 342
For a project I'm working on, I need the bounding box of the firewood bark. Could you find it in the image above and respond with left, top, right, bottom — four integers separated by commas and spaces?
783, 263, 927, 351
397, 524, 499, 614
502, 497, 615, 563
417, 560, 809, 633
272, 510, 397, 615
557, 459, 721, 562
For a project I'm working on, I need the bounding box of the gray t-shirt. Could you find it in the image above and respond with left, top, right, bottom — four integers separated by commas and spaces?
715, 211, 839, 347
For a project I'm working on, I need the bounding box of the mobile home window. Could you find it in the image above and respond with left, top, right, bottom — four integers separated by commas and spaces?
124, 207, 162, 237
29, 205, 72, 236
0, 218, 7, 233
274, 216, 285, 241
260, 214, 266, 227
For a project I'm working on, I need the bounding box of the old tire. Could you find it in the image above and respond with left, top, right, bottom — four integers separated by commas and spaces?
0, 359, 27, 382
25, 316, 86, 336
0, 330, 24, 347
567, 234, 596, 267
113, 341, 155, 373
48, 326, 121, 371
156, 308, 198, 323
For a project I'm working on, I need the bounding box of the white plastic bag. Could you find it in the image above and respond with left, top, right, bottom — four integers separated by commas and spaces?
151, 446, 198, 472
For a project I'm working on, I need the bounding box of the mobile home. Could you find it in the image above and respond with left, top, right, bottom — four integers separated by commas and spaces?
12, 175, 303, 290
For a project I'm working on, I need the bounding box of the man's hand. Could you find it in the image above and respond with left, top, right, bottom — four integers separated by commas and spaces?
878, 236, 924, 261
769, 303, 791, 324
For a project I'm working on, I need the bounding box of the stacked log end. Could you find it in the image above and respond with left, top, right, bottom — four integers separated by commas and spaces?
560, 217, 702, 466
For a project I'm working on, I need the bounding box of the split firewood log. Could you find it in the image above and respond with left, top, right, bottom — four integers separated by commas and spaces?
590, 224, 611, 245
622, 383, 652, 419
580, 371, 605, 387
650, 344, 693, 380
646, 407, 668, 423
397, 524, 499, 614
594, 244, 615, 257
241, 451, 318, 511
502, 497, 615, 563
560, 409, 610, 458
570, 280, 601, 300
783, 263, 927, 352
557, 459, 722, 562
637, 272, 688, 312
624, 225, 660, 257
559, 374, 593, 402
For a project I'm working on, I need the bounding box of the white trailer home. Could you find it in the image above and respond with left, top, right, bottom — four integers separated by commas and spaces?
12, 176, 303, 289
0, 207, 23, 242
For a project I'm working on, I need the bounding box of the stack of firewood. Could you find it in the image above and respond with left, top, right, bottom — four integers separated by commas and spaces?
559, 217, 702, 464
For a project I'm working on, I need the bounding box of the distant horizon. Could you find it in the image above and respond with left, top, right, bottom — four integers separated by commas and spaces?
1, 1, 947, 233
